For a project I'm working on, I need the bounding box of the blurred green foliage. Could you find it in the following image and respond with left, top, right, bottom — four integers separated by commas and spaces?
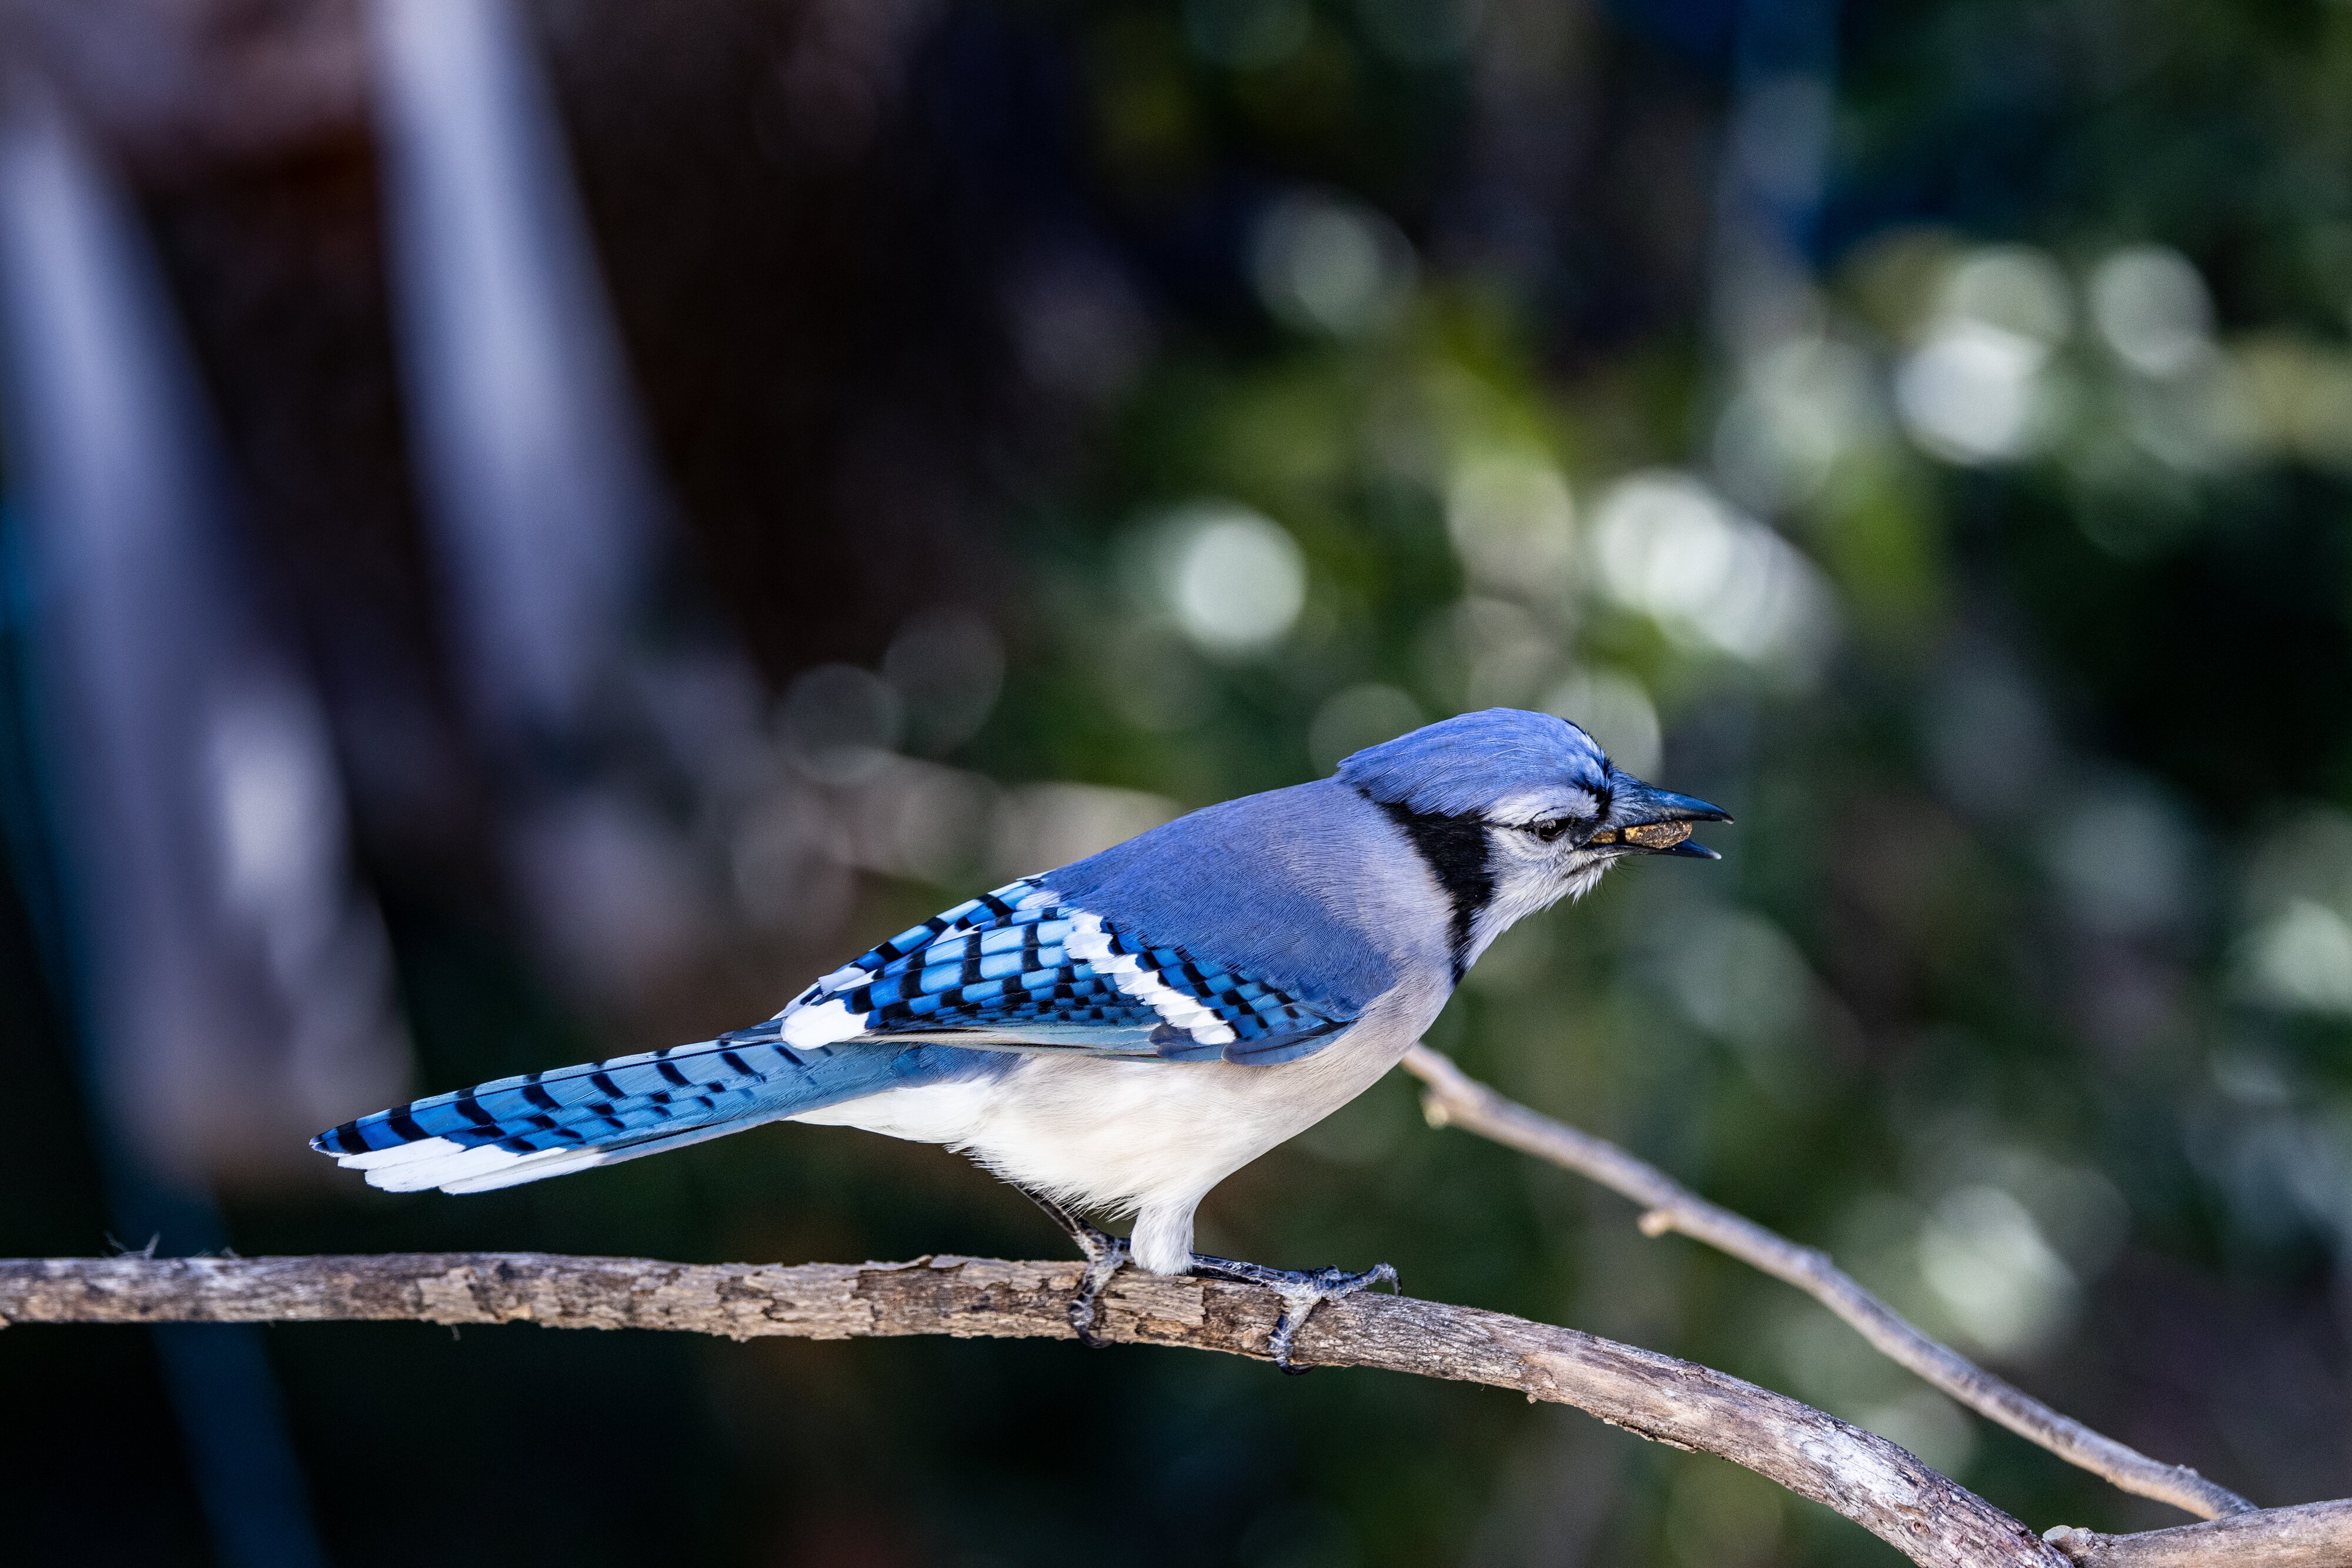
10, 1, 2352, 1566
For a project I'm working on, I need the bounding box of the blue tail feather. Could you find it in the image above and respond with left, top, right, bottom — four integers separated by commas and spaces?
313, 1036, 977, 1194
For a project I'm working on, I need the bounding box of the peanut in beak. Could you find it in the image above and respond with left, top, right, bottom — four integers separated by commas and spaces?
1588, 820, 1693, 850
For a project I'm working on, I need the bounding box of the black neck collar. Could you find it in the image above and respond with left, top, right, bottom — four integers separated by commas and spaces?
1364, 792, 1494, 982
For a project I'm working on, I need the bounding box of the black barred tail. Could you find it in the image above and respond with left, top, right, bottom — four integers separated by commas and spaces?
311, 1027, 956, 1195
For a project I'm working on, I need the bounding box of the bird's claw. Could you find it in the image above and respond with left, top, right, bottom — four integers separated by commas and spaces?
1018, 1186, 1134, 1348
1189, 1255, 1401, 1374
1067, 1222, 1131, 1349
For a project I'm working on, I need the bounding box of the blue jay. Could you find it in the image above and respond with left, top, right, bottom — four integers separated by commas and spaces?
316, 708, 1729, 1367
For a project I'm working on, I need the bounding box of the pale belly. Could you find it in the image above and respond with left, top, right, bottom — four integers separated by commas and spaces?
790, 982, 1441, 1220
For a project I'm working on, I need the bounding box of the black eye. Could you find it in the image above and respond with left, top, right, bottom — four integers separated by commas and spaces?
1529, 818, 1572, 843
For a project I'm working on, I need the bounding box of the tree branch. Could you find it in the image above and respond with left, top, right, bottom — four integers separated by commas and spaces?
4, 1252, 2343, 1565
2042, 1502, 2352, 1566
1, 1250, 2063, 1568
1398, 1044, 2255, 1522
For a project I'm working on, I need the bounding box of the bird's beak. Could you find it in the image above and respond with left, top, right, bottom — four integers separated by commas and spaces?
1585, 781, 1733, 860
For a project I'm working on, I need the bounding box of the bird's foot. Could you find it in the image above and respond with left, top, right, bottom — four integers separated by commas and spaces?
1066, 1223, 1133, 1348
1019, 1187, 1131, 1348
1188, 1255, 1401, 1375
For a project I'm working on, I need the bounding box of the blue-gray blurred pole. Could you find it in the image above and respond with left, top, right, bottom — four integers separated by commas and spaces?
367, 0, 663, 740
0, 81, 406, 1568
366, 0, 766, 1006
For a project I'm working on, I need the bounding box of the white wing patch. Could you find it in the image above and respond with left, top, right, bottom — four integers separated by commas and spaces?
780, 997, 866, 1050
1064, 910, 1238, 1047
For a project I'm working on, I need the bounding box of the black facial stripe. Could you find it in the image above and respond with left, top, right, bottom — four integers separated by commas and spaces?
1371, 795, 1494, 982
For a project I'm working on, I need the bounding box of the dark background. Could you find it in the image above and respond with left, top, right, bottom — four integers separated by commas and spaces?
3, 0, 2351, 1564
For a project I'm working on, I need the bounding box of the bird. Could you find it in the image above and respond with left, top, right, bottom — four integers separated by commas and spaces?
313, 707, 1730, 1368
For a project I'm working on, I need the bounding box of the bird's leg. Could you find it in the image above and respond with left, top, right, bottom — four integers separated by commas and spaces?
1017, 1187, 1130, 1349
1186, 1255, 1401, 1375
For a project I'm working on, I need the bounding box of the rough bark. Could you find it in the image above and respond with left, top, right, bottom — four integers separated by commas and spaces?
8, 1252, 2346, 1564
1, 1251, 2064, 1568
2042, 1501, 2352, 1566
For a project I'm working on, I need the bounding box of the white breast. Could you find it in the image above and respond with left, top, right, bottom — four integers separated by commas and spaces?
789, 787, 1468, 1273
790, 971, 1450, 1272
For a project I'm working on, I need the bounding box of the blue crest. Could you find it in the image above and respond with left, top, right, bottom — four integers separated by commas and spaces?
1336, 708, 1611, 818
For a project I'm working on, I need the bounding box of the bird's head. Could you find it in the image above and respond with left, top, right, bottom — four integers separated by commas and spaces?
1338, 708, 1730, 938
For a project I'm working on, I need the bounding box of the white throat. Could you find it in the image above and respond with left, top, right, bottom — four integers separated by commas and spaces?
1461, 846, 1610, 969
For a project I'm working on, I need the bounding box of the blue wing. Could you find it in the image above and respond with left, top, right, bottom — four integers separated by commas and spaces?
756, 877, 1354, 1066
311, 875, 1354, 1195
